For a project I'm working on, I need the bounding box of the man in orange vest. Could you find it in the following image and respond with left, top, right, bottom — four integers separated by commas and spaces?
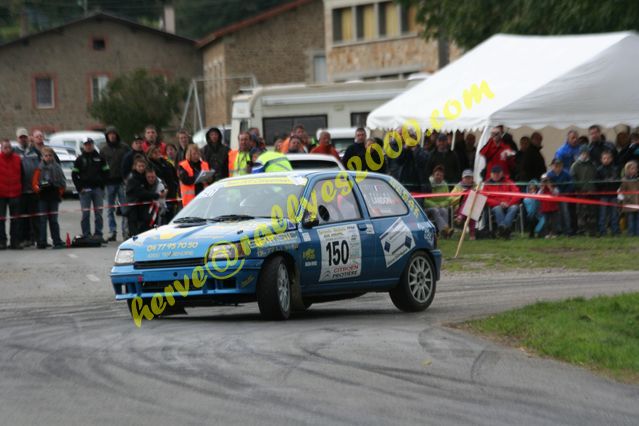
177, 145, 210, 207
228, 132, 252, 177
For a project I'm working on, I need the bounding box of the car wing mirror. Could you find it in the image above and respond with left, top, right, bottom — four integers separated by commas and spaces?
302, 210, 320, 228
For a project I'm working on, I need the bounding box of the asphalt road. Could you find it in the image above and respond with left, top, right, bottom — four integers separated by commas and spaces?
1, 200, 638, 425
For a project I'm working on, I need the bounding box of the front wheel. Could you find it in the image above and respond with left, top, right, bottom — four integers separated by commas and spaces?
390, 252, 436, 312
257, 256, 291, 320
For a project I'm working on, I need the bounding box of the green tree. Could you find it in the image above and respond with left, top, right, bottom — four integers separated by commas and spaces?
89, 69, 187, 142
402, 0, 639, 50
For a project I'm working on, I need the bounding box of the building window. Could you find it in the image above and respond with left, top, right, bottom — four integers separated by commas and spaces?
400, 4, 418, 34
350, 112, 369, 128
333, 7, 353, 42
313, 54, 327, 83
92, 75, 109, 102
356, 4, 375, 40
92, 38, 106, 50
35, 76, 54, 109
379, 2, 399, 37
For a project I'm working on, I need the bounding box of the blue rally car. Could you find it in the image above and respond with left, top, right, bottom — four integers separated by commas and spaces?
111, 171, 441, 321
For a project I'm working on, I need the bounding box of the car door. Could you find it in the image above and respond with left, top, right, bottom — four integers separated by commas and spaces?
356, 177, 416, 286
297, 175, 376, 291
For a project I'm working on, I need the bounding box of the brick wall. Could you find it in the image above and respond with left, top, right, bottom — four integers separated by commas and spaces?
0, 18, 201, 139
201, 0, 325, 125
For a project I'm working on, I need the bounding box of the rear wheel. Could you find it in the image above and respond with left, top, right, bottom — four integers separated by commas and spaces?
257, 256, 291, 320
390, 252, 436, 312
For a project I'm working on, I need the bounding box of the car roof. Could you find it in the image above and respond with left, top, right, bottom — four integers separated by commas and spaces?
285, 153, 345, 169
222, 170, 389, 181
49, 131, 106, 140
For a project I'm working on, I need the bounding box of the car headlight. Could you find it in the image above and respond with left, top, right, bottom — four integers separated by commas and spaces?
114, 249, 135, 265
207, 243, 247, 262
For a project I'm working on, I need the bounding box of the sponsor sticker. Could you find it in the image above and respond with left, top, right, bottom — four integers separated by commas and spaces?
379, 218, 415, 267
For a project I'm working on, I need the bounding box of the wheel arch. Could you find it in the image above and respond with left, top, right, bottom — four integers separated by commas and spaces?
257, 250, 305, 310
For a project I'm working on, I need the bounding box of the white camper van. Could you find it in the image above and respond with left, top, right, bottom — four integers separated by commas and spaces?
229, 78, 422, 150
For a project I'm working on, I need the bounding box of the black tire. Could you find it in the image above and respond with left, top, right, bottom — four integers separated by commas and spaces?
257, 256, 291, 320
389, 252, 436, 312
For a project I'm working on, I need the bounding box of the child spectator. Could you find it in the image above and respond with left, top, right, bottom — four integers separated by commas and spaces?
451, 169, 478, 239
522, 180, 544, 238
618, 160, 639, 236
539, 175, 560, 238
424, 165, 453, 238
570, 145, 598, 236
596, 150, 620, 236
546, 158, 574, 235
145, 168, 167, 227
32, 147, 66, 249
126, 158, 160, 236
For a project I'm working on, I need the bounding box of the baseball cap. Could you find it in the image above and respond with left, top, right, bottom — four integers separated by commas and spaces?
83, 137, 94, 145
462, 169, 474, 178
578, 144, 589, 154
16, 128, 29, 138
491, 165, 503, 173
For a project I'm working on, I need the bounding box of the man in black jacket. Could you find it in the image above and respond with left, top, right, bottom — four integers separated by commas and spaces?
121, 136, 145, 180
100, 126, 130, 241
72, 138, 109, 239
519, 132, 547, 182
201, 127, 229, 181
426, 133, 460, 185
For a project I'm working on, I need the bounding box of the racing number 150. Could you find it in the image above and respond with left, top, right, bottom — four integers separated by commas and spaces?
326, 240, 349, 266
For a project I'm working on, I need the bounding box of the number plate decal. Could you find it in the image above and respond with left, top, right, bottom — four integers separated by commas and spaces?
317, 224, 362, 282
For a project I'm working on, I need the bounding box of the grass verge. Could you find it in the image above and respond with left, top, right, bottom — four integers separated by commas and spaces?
439, 235, 639, 272
464, 293, 639, 383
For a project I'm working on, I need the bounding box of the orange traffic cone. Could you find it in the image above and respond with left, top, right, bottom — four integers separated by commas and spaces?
66, 232, 71, 248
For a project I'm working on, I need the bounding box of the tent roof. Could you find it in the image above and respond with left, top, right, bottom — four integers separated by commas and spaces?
367, 32, 639, 132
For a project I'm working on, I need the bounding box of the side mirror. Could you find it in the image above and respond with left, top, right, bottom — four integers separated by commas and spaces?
301, 210, 320, 229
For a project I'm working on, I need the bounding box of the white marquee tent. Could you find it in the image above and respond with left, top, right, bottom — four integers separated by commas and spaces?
366, 31, 639, 174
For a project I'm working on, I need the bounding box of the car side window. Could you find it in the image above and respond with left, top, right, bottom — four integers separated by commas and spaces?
358, 178, 409, 218
310, 178, 362, 225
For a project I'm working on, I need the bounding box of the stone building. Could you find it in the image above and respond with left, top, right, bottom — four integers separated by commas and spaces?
0, 12, 201, 138
324, 0, 460, 82
197, 0, 326, 125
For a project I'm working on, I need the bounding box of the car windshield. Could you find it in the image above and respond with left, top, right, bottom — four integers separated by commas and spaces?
172, 177, 307, 222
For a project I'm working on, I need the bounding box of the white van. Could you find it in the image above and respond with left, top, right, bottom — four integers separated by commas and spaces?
48, 131, 105, 156
230, 78, 420, 150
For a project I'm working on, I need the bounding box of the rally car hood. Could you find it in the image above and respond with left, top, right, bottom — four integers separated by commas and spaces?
119, 218, 298, 262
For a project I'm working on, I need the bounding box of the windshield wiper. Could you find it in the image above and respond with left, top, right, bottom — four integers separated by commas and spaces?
208, 214, 256, 222
173, 216, 207, 224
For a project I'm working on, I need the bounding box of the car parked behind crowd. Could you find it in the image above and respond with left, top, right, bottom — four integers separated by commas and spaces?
51, 147, 77, 195
48, 131, 104, 156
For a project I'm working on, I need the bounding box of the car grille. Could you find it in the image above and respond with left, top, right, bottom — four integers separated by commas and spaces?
134, 257, 205, 269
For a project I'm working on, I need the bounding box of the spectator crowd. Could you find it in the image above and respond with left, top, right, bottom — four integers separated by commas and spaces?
1, 122, 638, 250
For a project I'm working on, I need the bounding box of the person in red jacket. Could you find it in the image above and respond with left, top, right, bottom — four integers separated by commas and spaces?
0, 139, 23, 250
310, 131, 340, 159
480, 126, 516, 178
484, 165, 520, 239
